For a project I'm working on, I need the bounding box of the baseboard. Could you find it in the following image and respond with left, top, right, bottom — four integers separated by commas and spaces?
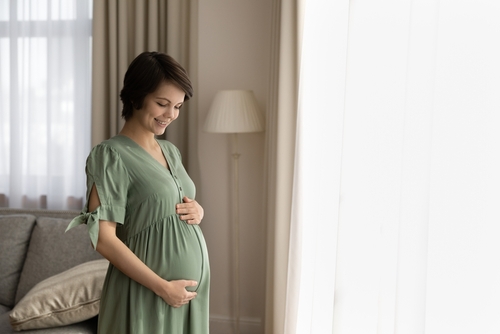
210, 314, 262, 334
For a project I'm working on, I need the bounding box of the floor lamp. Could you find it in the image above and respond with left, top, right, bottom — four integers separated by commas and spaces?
204, 90, 264, 334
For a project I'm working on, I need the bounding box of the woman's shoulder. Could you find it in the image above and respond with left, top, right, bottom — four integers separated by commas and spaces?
95, 135, 130, 150
89, 136, 128, 159
85, 137, 130, 175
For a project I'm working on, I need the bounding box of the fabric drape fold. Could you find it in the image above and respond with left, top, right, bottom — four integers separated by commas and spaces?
264, 1, 301, 333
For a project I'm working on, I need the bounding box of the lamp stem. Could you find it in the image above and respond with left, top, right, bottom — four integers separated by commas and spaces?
231, 133, 241, 334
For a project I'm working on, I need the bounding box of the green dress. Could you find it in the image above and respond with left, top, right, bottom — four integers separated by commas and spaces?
67, 135, 210, 334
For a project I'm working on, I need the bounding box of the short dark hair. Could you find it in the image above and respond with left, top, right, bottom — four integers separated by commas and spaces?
120, 52, 193, 120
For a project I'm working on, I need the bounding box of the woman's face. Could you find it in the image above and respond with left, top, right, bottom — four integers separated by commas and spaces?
133, 81, 185, 136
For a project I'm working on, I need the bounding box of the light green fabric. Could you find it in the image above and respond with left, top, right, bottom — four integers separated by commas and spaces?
67, 135, 210, 334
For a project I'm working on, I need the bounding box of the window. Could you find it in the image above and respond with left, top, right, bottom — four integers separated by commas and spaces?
0, 0, 92, 209
288, 0, 500, 333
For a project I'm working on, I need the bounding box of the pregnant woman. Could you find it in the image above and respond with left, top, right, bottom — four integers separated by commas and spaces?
67, 52, 210, 333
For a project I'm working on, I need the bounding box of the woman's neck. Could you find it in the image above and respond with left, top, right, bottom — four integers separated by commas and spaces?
119, 122, 157, 150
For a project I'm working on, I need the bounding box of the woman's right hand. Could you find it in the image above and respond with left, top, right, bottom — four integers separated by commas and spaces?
159, 280, 198, 308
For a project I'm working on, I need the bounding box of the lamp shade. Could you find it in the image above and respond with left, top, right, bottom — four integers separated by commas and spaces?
204, 90, 264, 133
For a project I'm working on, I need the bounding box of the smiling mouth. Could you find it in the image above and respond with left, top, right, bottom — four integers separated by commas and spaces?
154, 118, 168, 126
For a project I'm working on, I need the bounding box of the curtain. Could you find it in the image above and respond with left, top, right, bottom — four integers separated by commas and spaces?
267, 0, 500, 333
91, 0, 199, 179
264, 0, 300, 333
0, 0, 92, 210
285, 0, 347, 332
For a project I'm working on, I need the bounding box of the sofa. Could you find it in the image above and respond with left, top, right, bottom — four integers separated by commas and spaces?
0, 208, 107, 333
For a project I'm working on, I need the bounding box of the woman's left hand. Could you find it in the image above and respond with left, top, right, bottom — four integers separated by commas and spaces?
176, 196, 204, 225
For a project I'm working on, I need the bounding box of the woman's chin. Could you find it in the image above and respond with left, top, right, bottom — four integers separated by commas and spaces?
154, 127, 167, 136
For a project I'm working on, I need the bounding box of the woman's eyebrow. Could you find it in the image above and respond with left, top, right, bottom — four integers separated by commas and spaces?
156, 97, 183, 105
156, 97, 171, 102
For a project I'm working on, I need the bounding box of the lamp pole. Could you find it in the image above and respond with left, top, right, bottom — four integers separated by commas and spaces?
231, 133, 241, 334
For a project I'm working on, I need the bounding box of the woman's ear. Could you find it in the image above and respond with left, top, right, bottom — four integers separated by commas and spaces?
132, 100, 142, 110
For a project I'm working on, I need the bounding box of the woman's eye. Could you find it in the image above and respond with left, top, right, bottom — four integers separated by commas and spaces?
157, 103, 167, 107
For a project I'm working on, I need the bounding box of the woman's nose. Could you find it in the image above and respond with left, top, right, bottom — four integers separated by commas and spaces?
163, 107, 175, 118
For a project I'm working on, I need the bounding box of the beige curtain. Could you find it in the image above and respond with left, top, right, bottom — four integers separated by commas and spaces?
264, 0, 302, 333
91, 0, 199, 179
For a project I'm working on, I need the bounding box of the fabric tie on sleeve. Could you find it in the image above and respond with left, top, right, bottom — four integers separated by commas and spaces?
65, 209, 100, 249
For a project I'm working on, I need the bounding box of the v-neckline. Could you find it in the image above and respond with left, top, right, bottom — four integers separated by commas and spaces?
118, 134, 171, 171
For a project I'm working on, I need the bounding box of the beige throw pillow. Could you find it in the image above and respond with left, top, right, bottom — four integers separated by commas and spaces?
10, 259, 109, 331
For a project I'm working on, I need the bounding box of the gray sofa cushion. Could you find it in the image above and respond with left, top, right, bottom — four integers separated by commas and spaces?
0, 304, 10, 315
0, 215, 36, 307
15, 217, 102, 304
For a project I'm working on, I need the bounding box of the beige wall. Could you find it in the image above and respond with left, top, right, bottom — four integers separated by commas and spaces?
197, 0, 272, 331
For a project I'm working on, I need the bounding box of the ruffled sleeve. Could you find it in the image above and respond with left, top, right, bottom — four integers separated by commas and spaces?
66, 143, 129, 249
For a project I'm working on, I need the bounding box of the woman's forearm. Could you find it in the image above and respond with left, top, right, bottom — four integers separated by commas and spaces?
96, 221, 165, 295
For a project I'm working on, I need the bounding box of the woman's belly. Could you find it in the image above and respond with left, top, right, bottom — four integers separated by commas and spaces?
127, 215, 208, 292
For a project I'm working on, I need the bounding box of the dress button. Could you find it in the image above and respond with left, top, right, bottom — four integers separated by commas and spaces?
179, 187, 183, 191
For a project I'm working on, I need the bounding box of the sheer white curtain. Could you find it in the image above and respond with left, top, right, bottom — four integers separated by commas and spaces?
0, 0, 92, 210
287, 0, 500, 333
